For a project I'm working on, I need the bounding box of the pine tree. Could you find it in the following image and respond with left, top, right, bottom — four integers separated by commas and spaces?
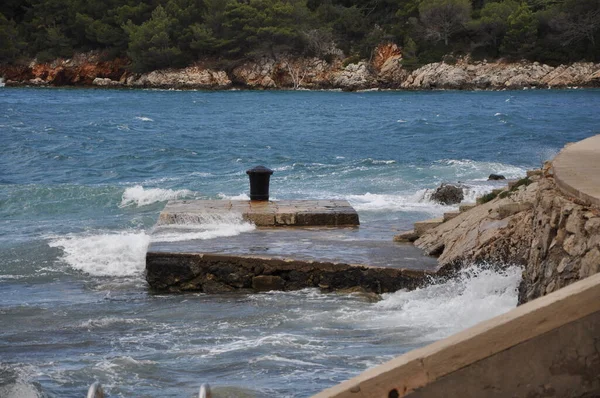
501, 3, 538, 58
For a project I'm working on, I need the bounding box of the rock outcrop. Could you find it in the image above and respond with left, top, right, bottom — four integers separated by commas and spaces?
372, 43, 408, 86
1, 53, 128, 86
127, 66, 231, 89
2, 46, 600, 90
429, 183, 465, 205
414, 162, 600, 305
401, 59, 600, 90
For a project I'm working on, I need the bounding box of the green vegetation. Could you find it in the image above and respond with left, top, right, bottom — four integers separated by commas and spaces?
479, 176, 533, 203
0, 0, 599, 71
477, 191, 500, 204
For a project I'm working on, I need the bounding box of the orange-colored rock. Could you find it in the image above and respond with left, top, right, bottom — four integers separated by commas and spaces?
373, 43, 402, 71
0, 53, 129, 86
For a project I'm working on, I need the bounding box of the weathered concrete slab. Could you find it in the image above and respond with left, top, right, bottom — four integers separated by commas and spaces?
158, 199, 359, 227
393, 230, 419, 243
148, 226, 439, 271
146, 199, 442, 293
414, 218, 444, 236
443, 211, 461, 222
553, 134, 600, 207
458, 203, 476, 212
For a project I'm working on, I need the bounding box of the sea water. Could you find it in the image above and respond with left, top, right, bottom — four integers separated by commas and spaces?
1, 87, 599, 397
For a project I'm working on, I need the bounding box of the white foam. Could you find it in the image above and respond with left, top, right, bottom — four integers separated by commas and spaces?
0, 78, 5, 88
152, 221, 255, 242
217, 192, 250, 201
371, 159, 396, 165
135, 116, 153, 121
346, 190, 449, 214
120, 185, 195, 207
48, 232, 150, 277
0, 364, 43, 398
153, 211, 256, 241
273, 165, 293, 172
250, 355, 324, 367
204, 333, 323, 357
370, 264, 521, 340
462, 184, 497, 203
79, 317, 147, 329
437, 159, 526, 180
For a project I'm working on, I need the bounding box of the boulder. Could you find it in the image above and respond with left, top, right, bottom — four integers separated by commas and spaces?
129, 66, 231, 89
430, 183, 464, 205
332, 62, 375, 90
92, 77, 121, 87
488, 174, 506, 180
393, 230, 419, 243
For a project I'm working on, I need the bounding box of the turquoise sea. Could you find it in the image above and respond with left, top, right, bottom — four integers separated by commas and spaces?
1, 87, 599, 397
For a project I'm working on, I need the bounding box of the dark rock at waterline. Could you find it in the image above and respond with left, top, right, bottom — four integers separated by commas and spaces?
430, 183, 464, 205
488, 174, 506, 181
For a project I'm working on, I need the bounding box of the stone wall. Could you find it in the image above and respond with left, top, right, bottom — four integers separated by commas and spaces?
521, 176, 600, 303
146, 252, 430, 295
415, 166, 600, 305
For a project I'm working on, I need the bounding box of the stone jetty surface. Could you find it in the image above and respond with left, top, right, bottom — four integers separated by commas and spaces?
158, 199, 359, 227
146, 199, 436, 294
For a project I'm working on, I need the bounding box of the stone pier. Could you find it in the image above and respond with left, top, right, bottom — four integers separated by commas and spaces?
158, 199, 360, 227
146, 199, 437, 294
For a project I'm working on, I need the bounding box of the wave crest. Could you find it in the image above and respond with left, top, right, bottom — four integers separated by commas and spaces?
49, 232, 150, 277
120, 185, 195, 207
372, 264, 522, 339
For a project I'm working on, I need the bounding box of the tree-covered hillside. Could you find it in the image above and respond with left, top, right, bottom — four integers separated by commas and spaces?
1, 0, 598, 72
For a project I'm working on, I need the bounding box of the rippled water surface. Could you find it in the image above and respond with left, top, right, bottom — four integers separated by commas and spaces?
1, 87, 599, 397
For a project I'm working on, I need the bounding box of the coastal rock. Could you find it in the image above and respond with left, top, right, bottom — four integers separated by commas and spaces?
430, 183, 464, 205
231, 56, 340, 89
231, 58, 278, 88
1, 52, 128, 86
393, 230, 419, 243
488, 174, 506, 180
542, 62, 600, 87
28, 77, 47, 86
92, 77, 121, 87
372, 43, 407, 87
401, 59, 600, 90
129, 66, 231, 89
2, 50, 600, 90
415, 167, 600, 305
332, 62, 375, 90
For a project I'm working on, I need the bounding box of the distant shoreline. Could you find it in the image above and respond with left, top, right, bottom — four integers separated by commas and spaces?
2, 46, 600, 92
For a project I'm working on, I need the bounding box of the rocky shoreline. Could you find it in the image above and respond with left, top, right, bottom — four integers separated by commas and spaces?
403, 152, 600, 305
2, 45, 600, 91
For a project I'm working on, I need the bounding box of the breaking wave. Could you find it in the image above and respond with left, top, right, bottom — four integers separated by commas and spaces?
370, 264, 522, 340
120, 185, 196, 207
151, 213, 256, 242
48, 232, 150, 276
135, 116, 153, 122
